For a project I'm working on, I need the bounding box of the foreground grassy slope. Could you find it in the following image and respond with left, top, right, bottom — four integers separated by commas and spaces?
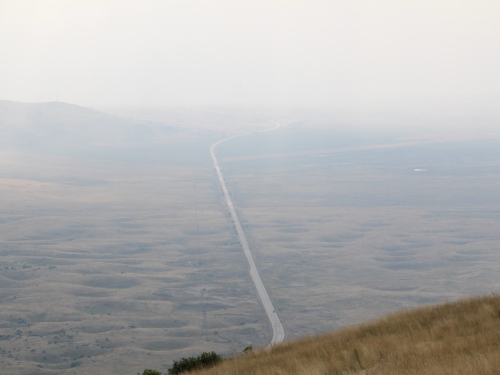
193, 295, 500, 375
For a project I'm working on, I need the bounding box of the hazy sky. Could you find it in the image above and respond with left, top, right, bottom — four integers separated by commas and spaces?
1, 0, 499, 108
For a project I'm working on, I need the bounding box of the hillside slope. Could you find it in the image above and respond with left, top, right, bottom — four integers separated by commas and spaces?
190, 295, 500, 375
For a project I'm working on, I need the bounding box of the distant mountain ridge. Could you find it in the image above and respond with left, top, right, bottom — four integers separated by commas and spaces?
0, 100, 175, 148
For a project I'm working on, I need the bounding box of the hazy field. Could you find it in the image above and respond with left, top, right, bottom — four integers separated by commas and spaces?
1, 103, 500, 374
0, 104, 276, 375
218, 123, 500, 337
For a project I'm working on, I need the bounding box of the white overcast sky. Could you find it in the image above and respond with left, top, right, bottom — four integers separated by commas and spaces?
1, 0, 499, 108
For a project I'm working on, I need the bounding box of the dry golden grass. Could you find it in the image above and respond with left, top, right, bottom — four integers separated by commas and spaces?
192, 295, 500, 375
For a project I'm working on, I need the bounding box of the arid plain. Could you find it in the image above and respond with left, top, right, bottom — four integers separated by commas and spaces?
1, 102, 500, 374
218, 127, 500, 336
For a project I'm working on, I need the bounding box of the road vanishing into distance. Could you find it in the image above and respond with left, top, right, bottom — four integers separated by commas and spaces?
210, 120, 285, 346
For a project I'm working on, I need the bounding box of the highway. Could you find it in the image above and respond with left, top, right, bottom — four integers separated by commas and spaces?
209, 120, 285, 346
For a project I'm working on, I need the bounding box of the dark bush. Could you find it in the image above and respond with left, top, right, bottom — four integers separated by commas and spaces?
168, 351, 222, 374
139, 370, 162, 375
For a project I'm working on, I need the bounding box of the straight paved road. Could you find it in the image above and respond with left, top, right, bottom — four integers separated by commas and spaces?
210, 120, 285, 346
